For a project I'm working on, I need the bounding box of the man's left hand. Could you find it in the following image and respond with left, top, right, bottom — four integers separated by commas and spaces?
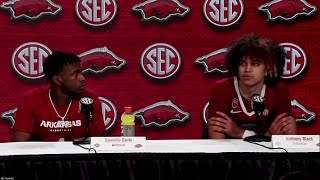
269, 113, 297, 135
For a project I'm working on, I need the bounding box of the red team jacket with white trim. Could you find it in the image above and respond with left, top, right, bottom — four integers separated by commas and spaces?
13, 85, 106, 141
208, 77, 293, 135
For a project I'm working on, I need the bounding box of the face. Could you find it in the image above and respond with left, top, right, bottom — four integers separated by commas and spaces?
56, 62, 85, 94
238, 56, 267, 87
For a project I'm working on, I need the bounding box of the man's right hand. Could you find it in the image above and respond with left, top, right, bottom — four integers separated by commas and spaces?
208, 111, 245, 139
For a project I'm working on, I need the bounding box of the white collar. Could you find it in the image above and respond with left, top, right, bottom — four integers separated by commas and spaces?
233, 77, 266, 116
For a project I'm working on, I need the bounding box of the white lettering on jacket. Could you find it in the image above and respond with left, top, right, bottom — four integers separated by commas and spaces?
40, 120, 82, 128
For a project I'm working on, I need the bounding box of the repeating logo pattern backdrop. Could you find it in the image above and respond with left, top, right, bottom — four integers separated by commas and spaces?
0, 0, 319, 142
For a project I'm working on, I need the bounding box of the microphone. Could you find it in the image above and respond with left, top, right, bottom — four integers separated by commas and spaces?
80, 97, 94, 121
73, 97, 94, 145
252, 94, 265, 128
243, 94, 271, 142
239, 95, 265, 130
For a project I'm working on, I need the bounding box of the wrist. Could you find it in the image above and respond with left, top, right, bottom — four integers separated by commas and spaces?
264, 131, 271, 136
237, 129, 245, 138
241, 130, 256, 139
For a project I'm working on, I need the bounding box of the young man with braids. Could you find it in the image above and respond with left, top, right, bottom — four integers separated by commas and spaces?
13, 51, 106, 141
207, 34, 297, 139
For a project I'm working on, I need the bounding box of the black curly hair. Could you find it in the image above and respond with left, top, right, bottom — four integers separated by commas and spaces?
225, 33, 286, 86
43, 51, 81, 82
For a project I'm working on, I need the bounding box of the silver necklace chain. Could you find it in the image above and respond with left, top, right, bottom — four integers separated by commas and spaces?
49, 89, 72, 121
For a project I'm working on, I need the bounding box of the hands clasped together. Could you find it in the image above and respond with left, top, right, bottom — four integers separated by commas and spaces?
208, 111, 297, 138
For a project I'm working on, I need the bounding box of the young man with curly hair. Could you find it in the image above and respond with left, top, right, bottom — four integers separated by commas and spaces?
207, 34, 297, 139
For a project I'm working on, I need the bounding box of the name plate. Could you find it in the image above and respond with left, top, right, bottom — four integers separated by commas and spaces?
272, 135, 320, 149
90, 137, 146, 152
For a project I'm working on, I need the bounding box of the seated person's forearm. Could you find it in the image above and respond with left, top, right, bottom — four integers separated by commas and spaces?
209, 130, 226, 139
13, 131, 32, 141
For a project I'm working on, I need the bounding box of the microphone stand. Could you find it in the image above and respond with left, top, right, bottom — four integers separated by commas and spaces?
73, 112, 92, 145
244, 112, 271, 142
244, 135, 271, 142
243, 94, 271, 142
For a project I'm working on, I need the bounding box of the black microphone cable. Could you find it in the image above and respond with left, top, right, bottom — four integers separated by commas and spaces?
247, 141, 288, 153
73, 143, 97, 153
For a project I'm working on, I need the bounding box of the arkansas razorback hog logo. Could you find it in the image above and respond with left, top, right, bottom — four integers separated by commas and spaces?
1, 108, 17, 128
195, 48, 228, 74
134, 144, 143, 148
258, 0, 317, 21
79, 47, 126, 74
132, 0, 190, 21
0, 0, 62, 20
291, 99, 316, 123
134, 100, 190, 127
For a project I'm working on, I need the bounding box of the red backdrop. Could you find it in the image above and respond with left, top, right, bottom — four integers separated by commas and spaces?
0, 0, 319, 142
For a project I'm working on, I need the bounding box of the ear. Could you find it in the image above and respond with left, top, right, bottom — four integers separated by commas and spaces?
52, 75, 62, 86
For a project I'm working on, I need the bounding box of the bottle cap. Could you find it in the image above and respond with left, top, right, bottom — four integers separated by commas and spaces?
124, 107, 132, 113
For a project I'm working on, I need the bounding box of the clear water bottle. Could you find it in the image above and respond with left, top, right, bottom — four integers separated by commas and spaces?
121, 107, 135, 136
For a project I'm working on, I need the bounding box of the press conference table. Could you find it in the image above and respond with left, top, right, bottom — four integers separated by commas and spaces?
0, 140, 319, 180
